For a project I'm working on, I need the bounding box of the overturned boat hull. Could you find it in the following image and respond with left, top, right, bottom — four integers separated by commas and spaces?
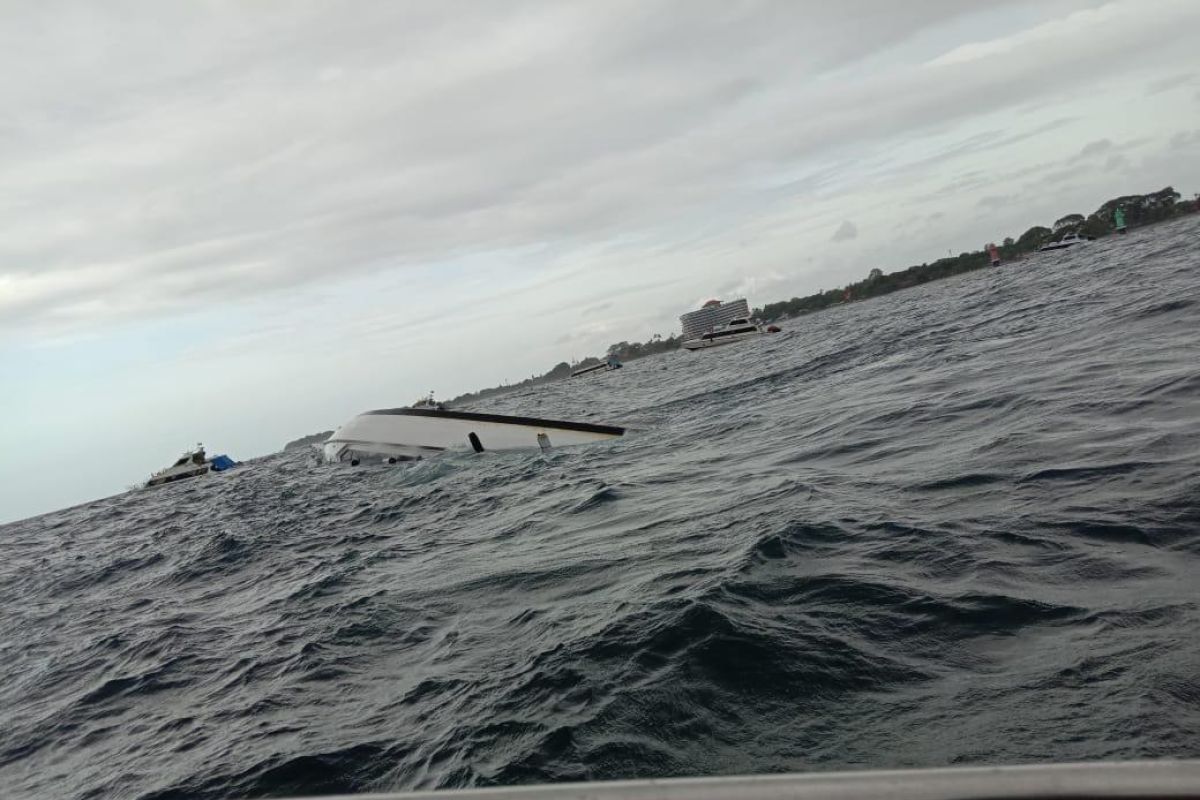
323, 408, 625, 462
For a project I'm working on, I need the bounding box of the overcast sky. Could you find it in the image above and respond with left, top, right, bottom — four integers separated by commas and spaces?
3, 0, 1199, 522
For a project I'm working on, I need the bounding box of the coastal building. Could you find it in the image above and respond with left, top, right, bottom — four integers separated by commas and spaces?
680, 298, 751, 341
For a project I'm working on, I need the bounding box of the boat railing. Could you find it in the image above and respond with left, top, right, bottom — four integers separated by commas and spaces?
263, 760, 1200, 800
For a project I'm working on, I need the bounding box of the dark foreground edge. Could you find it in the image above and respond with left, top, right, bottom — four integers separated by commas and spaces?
365, 408, 626, 437
266, 761, 1200, 800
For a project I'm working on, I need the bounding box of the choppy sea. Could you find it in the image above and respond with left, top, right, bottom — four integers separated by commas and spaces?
3, 216, 1199, 800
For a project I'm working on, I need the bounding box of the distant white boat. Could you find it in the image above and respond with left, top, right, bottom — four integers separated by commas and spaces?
1039, 231, 1093, 252
681, 318, 765, 350
323, 407, 625, 463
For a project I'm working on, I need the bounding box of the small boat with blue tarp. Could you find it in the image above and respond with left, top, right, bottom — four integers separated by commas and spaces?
145, 444, 238, 487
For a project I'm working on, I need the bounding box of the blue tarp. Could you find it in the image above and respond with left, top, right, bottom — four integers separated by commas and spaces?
210, 455, 237, 471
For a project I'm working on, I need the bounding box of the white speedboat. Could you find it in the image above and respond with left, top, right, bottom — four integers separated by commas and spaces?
322, 407, 625, 463
681, 318, 764, 350
145, 445, 237, 487
1038, 231, 1093, 252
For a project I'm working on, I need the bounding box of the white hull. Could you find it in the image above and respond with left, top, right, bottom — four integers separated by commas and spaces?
145, 446, 235, 487
146, 462, 210, 486
1039, 234, 1092, 252
285, 761, 1200, 800
323, 408, 624, 462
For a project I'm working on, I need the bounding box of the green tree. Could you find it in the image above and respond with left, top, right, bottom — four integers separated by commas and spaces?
1081, 213, 1108, 238
1017, 225, 1052, 249
1053, 213, 1085, 232
546, 362, 572, 380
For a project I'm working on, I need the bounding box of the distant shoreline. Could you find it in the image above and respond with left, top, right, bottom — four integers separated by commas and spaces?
287, 185, 1195, 445
443, 185, 1194, 407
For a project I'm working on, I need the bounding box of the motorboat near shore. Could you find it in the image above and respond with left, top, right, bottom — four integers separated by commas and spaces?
1039, 231, 1093, 251
323, 407, 625, 463
571, 355, 622, 378
682, 318, 766, 350
145, 445, 237, 487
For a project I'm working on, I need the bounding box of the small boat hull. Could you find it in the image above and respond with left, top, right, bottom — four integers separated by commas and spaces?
146, 464, 210, 486
144, 452, 237, 487
323, 408, 625, 462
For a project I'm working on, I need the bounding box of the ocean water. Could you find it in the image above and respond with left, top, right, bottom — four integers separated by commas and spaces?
2, 216, 1199, 800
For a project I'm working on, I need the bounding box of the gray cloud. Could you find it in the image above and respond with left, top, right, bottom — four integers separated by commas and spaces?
1079, 138, 1114, 157
1170, 129, 1200, 150
582, 301, 614, 317
1104, 153, 1131, 172
2, 0, 1197, 343
859, 117, 1079, 192
1146, 72, 1197, 95
976, 194, 1015, 209
832, 221, 859, 242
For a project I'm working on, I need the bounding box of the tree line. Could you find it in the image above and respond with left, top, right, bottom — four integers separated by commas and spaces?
449, 186, 1193, 405
757, 186, 1189, 320
447, 334, 683, 405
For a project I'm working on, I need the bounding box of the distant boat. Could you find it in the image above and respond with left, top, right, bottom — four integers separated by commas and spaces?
682, 318, 765, 350
145, 444, 237, 487
1039, 231, 1093, 252
571, 355, 622, 377
323, 407, 625, 463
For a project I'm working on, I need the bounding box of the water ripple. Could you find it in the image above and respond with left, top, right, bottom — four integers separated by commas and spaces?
2, 216, 1200, 799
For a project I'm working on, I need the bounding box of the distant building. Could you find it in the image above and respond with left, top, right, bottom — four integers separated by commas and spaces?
680, 298, 751, 341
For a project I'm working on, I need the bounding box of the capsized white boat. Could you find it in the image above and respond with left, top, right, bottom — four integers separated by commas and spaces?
681, 318, 765, 350
323, 407, 625, 463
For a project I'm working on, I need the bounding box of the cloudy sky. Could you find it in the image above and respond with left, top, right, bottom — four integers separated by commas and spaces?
2, 0, 1199, 522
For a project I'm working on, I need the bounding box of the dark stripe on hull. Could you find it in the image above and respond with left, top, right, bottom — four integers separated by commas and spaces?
329, 438, 447, 454
703, 326, 760, 341
363, 408, 625, 437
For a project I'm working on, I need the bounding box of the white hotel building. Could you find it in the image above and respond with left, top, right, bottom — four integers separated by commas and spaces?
679, 299, 752, 342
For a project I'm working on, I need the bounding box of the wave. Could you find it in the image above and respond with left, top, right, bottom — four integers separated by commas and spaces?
2, 217, 1199, 799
